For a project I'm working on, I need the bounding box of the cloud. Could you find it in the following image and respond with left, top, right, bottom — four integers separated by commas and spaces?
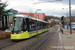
2, 0, 75, 17
38, 0, 75, 5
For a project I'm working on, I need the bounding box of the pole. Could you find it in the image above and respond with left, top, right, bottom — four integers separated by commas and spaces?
30, 9, 32, 17
69, 0, 72, 34
35, 9, 41, 34
35, 11, 38, 34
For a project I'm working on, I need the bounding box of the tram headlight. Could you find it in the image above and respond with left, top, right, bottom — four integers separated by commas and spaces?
21, 31, 23, 33
14, 33, 16, 34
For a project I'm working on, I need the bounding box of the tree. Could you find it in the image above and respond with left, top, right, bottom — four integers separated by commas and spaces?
44, 16, 48, 22
0, 2, 11, 17
0, 2, 12, 30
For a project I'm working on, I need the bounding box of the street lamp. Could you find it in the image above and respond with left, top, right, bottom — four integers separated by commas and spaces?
62, 8, 68, 17
62, 8, 69, 29
35, 9, 41, 34
71, 9, 75, 16
35, 9, 41, 19
29, 9, 33, 17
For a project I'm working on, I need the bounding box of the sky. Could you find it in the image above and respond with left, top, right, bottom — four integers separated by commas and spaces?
2, 0, 75, 17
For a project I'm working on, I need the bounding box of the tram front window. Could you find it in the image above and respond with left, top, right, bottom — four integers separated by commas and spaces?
12, 17, 23, 31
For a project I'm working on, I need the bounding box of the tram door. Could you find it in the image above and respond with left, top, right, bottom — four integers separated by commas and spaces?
26, 18, 37, 34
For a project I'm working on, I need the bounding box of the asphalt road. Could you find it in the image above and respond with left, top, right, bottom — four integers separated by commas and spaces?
1, 25, 60, 50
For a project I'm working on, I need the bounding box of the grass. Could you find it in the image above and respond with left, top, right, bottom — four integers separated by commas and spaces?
0, 32, 11, 40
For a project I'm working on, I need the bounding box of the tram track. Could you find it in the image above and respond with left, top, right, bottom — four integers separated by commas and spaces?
23, 26, 58, 50
0, 40, 11, 45
0, 26, 58, 50
0, 42, 16, 49
0, 42, 17, 50
36, 33, 54, 50
0, 40, 12, 46
23, 32, 51, 50
0, 38, 10, 43
0, 39, 17, 50
24, 32, 54, 50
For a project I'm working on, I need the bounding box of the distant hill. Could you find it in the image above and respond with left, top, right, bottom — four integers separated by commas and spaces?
45, 15, 60, 20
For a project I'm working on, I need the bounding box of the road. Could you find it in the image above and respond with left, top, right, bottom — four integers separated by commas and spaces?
0, 25, 63, 50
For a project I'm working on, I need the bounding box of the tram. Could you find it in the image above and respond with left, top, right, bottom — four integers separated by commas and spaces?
11, 14, 49, 41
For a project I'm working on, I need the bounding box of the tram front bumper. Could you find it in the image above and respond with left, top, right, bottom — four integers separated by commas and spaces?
11, 34, 23, 39
11, 31, 30, 40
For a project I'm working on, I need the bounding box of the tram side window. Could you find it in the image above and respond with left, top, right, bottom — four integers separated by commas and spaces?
41, 23, 44, 29
41, 23, 43, 29
47, 23, 49, 28
37, 22, 41, 30
45, 23, 47, 28
44, 23, 45, 28
43, 23, 45, 29
29, 21, 36, 31
44, 23, 46, 29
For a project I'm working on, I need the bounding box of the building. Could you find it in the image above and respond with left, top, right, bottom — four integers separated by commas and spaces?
20, 13, 45, 21
65, 16, 75, 23
0, 9, 18, 30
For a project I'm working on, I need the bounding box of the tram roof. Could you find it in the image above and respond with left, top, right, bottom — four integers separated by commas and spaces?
14, 14, 48, 23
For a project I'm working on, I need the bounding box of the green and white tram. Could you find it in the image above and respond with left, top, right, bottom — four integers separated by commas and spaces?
11, 14, 49, 41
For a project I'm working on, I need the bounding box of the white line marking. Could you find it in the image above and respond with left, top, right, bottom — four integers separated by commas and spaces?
57, 26, 60, 50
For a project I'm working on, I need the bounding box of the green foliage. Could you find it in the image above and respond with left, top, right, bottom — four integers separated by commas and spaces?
0, 2, 11, 16
44, 16, 48, 22
0, 2, 7, 15
45, 15, 60, 20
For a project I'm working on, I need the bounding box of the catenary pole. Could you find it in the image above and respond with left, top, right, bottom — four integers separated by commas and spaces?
69, 0, 72, 34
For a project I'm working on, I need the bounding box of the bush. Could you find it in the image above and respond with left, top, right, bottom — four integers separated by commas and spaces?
0, 32, 11, 40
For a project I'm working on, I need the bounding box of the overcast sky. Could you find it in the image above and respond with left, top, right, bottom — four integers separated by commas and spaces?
2, 0, 75, 17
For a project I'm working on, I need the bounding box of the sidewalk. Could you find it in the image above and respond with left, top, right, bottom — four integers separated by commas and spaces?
61, 27, 75, 50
